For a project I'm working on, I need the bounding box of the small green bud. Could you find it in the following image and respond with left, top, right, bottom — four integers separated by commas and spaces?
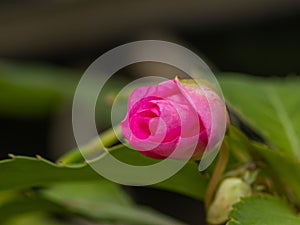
207, 177, 251, 224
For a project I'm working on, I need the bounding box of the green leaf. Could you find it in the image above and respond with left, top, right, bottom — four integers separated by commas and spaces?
227, 195, 300, 225
224, 125, 300, 206
43, 181, 188, 225
3, 213, 69, 225
0, 196, 65, 224
43, 180, 133, 208
252, 142, 300, 204
0, 156, 101, 191
0, 180, 187, 225
0, 61, 78, 117
0, 61, 78, 93
219, 74, 300, 158
0, 145, 208, 200
109, 145, 209, 199
226, 125, 253, 166
0, 61, 129, 125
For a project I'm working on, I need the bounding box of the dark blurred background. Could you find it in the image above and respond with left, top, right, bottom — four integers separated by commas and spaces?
0, 1, 300, 224
1, 0, 300, 75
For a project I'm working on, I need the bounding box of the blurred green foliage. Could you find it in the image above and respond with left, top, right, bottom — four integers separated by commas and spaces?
0, 62, 300, 224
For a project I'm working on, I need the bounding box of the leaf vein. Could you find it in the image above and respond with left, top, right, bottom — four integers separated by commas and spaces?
266, 86, 300, 157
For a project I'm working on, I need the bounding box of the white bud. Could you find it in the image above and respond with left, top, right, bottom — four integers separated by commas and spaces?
207, 177, 251, 224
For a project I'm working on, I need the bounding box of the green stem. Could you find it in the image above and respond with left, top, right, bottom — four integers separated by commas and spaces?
57, 126, 122, 165
204, 140, 229, 210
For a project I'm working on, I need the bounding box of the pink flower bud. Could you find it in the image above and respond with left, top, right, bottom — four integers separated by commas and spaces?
121, 78, 228, 159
